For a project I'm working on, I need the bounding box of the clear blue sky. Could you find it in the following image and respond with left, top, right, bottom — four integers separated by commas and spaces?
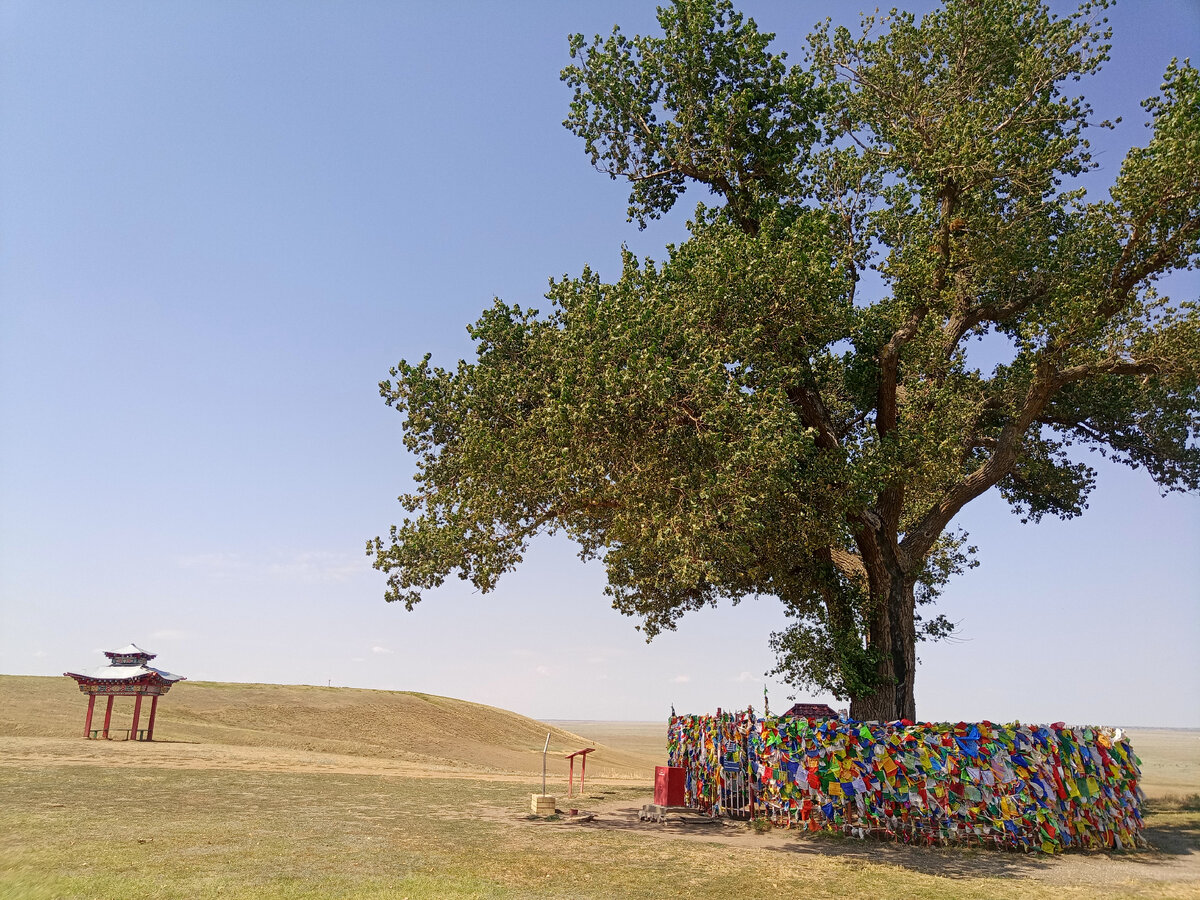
2, 0, 1197, 726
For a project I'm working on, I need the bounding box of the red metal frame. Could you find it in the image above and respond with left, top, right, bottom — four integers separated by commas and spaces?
564, 748, 596, 798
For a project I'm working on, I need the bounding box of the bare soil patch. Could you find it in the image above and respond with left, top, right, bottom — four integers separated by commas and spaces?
526, 792, 1200, 890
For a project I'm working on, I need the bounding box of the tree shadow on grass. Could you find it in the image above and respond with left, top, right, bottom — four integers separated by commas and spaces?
766, 834, 1057, 880
763, 819, 1197, 881
581, 801, 1197, 882
1143, 817, 1200, 856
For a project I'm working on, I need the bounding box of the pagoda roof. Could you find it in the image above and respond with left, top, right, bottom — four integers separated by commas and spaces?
781, 702, 840, 719
65, 663, 185, 684
105, 643, 155, 659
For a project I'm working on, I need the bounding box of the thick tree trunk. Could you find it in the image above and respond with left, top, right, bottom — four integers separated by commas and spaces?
850, 686, 896, 722
849, 599, 895, 722
848, 569, 917, 722
889, 578, 917, 721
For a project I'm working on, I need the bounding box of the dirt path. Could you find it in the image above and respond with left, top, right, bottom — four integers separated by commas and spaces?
0, 736, 648, 786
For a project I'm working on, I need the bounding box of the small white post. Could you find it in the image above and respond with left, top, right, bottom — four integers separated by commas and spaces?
531, 733, 557, 815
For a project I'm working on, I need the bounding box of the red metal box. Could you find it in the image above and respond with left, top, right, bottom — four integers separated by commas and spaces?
654, 765, 685, 806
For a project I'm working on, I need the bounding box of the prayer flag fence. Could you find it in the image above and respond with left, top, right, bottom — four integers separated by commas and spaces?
666, 708, 1145, 853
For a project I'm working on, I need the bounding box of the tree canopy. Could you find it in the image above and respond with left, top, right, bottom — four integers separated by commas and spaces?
369, 0, 1200, 720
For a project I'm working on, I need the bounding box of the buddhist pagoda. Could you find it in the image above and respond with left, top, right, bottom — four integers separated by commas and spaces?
64, 644, 185, 740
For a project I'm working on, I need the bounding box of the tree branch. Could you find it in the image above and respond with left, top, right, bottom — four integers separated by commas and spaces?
629, 165, 682, 183
1111, 217, 1200, 299
830, 546, 868, 585
1057, 357, 1170, 382
527, 498, 622, 532
942, 281, 1046, 360
901, 358, 1062, 565
902, 348, 1175, 567
786, 383, 842, 451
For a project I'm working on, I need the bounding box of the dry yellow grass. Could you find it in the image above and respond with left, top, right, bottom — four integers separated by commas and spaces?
548, 720, 670, 760
1126, 728, 1200, 799
2, 675, 1197, 899
4, 758, 1198, 900
0, 675, 656, 779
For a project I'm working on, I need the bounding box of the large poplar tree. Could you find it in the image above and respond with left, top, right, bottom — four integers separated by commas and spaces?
369, 0, 1200, 720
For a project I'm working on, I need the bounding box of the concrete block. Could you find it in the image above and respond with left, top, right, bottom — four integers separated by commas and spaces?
531, 794, 557, 815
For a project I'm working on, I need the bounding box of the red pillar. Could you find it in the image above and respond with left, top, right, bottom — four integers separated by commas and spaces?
131, 694, 143, 740
581, 752, 588, 796
147, 695, 159, 741
102, 695, 114, 739
83, 694, 96, 738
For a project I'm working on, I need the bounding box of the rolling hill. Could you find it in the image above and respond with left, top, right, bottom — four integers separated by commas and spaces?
0, 675, 661, 779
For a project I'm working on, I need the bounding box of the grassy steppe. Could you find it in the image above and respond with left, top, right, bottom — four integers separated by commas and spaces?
0, 676, 654, 778
1, 676, 1197, 899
